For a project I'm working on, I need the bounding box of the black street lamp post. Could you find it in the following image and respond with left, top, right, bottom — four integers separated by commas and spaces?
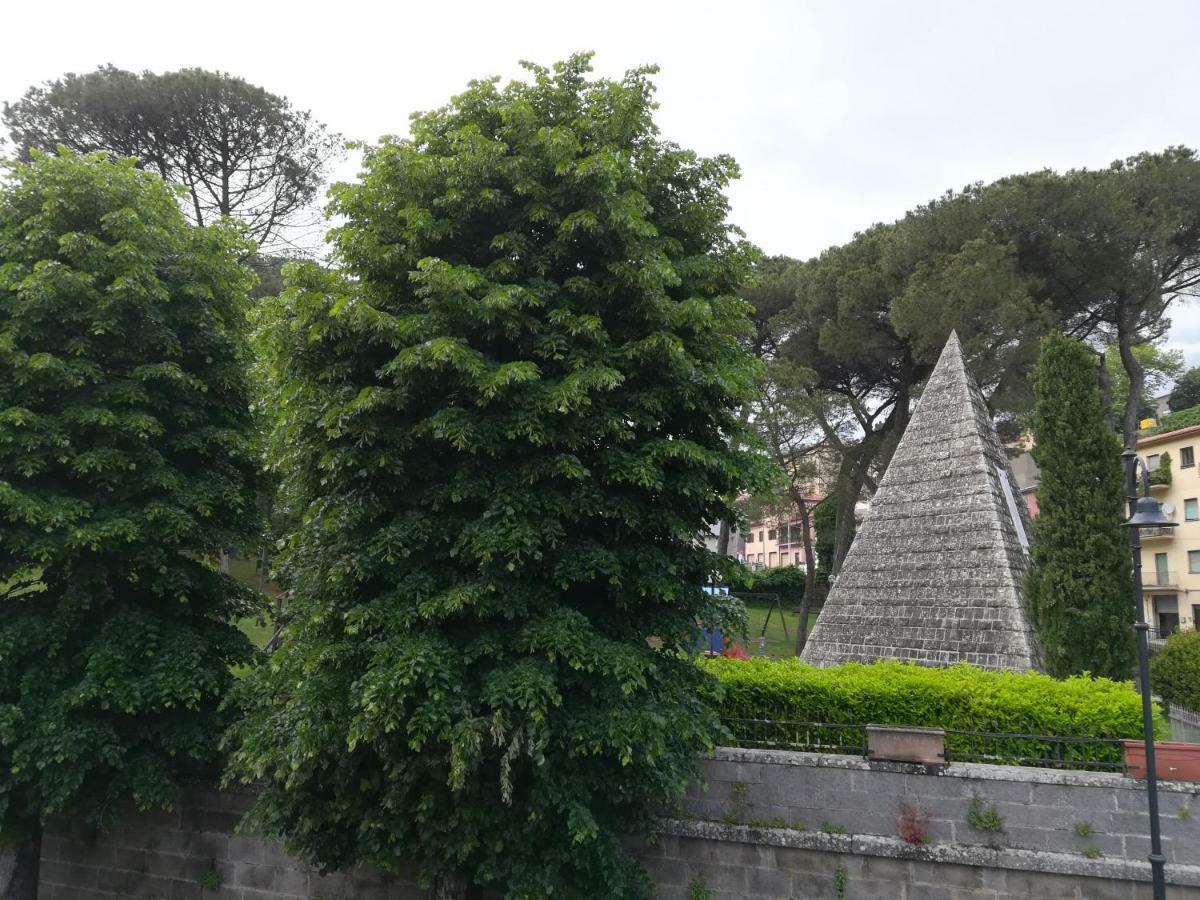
1122, 448, 1173, 900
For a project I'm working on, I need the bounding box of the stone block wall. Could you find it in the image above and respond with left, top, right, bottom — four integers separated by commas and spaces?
36, 748, 1200, 899
652, 747, 1200, 899
37, 783, 425, 900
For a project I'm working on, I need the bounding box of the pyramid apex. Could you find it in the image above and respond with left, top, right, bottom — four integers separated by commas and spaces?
937, 330, 965, 362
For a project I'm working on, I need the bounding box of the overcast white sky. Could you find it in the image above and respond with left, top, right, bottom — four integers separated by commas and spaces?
6, 0, 1200, 364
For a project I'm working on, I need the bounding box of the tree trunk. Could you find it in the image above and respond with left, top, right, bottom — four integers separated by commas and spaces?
831, 449, 864, 575
831, 380, 911, 573
793, 495, 816, 656
0, 833, 41, 900
716, 519, 731, 557
831, 437, 879, 573
434, 872, 486, 900
1116, 311, 1145, 450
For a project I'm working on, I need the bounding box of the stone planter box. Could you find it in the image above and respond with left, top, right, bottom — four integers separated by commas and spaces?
867, 724, 946, 766
1124, 740, 1200, 781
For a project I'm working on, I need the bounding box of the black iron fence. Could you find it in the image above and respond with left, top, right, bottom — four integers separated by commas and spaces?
721, 717, 1127, 773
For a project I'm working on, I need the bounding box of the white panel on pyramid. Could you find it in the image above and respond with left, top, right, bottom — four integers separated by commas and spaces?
800, 332, 1044, 672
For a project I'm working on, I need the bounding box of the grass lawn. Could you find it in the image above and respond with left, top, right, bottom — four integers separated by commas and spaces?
227, 555, 283, 651
236, 615, 277, 649
742, 603, 820, 658
227, 555, 282, 598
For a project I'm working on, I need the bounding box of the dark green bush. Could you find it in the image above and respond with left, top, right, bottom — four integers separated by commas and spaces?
745, 565, 805, 601
703, 657, 1161, 768
1150, 630, 1200, 712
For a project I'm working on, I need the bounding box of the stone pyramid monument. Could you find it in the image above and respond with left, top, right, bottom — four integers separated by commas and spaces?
800, 332, 1044, 672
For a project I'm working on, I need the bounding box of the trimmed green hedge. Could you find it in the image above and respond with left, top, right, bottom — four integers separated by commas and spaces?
1151, 629, 1200, 712
702, 657, 1162, 768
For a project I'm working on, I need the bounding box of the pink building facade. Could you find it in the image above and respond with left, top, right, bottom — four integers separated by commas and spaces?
741, 511, 817, 569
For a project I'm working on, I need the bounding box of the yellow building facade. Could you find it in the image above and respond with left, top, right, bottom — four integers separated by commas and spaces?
1137, 423, 1200, 636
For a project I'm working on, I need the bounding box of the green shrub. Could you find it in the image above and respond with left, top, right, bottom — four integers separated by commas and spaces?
1152, 404, 1200, 435
742, 565, 805, 603
1150, 629, 1200, 712
703, 657, 1161, 768
1148, 451, 1173, 486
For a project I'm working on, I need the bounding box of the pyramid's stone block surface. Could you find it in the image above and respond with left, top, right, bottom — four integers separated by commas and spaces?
800, 332, 1043, 672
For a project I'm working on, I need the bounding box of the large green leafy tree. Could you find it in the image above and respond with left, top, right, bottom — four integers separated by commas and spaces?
1168, 366, 1200, 414
1026, 332, 1134, 678
0, 152, 260, 895
228, 57, 762, 898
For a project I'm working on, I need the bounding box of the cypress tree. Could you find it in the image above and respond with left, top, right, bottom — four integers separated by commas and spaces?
228, 56, 763, 898
1026, 332, 1134, 678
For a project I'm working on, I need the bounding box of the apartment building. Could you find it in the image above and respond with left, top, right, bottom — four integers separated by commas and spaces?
1137, 423, 1200, 636
742, 507, 818, 569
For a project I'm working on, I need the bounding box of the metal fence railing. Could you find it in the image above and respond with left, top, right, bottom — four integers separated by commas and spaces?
721, 717, 1127, 773
723, 718, 867, 756
941, 728, 1125, 772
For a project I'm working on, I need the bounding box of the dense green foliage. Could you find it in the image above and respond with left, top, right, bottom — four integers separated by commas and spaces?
1150, 630, 1200, 712
812, 495, 853, 584
1104, 342, 1182, 423
1151, 403, 1200, 435
3, 66, 341, 250
745, 565, 805, 601
1168, 367, 1200, 414
1026, 333, 1134, 679
1148, 452, 1172, 486
704, 657, 1158, 767
0, 152, 260, 842
227, 57, 763, 898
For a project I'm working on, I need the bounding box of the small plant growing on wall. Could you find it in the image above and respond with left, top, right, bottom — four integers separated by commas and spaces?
1081, 846, 1102, 859
821, 821, 846, 836
1072, 820, 1095, 837
966, 796, 1005, 833
897, 800, 932, 845
833, 864, 848, 900
730, 781, 748, 804
198, 862, 222, 891
688, 876, 711, 900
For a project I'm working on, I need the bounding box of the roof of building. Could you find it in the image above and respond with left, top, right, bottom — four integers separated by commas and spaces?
1137, 423, 1200, 448
800, 332, 1044, 673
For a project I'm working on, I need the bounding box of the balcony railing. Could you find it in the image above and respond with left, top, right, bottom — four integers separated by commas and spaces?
1139, 526, 1176, 540
1146, 569, 1178, 587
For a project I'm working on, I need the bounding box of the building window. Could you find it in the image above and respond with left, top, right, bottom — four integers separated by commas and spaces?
1189, 550, 1200, 574
1147, 454, 1160, 470
756, 553, 763, 565
758, 531, 764, 543
1187, 498, 1199, 521
746, 531, 754, 543
769, 552, 777, 567
1184, 447, 1196, 468
1155, 553, 1170, 586
768, 528, 777, 541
